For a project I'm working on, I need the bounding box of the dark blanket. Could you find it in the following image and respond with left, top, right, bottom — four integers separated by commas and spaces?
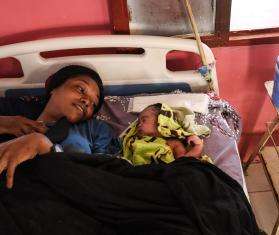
0, 154, 259, 235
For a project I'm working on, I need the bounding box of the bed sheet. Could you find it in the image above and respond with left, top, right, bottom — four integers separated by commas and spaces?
97, 92, 245, 187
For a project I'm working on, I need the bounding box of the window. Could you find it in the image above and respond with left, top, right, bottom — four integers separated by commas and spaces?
230, 0, 279, 31
109, 0, 279, 47
127, 0, 215, 36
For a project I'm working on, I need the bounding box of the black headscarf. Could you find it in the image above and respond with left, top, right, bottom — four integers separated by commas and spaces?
45, 65, 104, 114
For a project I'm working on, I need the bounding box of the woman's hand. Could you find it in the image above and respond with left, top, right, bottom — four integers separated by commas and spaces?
0, 116, 47, 137
0, 133, 53, 188
186, 135, 204, 158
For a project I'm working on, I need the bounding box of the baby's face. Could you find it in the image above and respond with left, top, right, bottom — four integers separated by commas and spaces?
137, 107, 159, 137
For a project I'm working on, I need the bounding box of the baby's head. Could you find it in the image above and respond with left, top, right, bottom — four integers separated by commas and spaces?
137, 103, 161, 137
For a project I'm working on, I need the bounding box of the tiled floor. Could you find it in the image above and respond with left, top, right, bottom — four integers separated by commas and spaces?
245, 147, 279, 235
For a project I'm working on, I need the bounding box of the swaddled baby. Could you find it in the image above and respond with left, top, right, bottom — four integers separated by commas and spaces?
121, 103, 211, 165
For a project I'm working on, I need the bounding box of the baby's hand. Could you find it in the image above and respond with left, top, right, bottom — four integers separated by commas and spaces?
186, 135, 203, 158
166, 139, 187, 159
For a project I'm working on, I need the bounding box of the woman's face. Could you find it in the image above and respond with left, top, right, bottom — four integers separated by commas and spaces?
48, 75, 100, 123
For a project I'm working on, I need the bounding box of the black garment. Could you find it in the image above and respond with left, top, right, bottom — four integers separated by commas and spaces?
0, 155, 259, 235
0, 97, 42, 143
0, 96, 43, 118
0, 97, 70, 143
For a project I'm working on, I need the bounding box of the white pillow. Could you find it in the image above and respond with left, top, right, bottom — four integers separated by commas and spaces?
128, 93, 209, 114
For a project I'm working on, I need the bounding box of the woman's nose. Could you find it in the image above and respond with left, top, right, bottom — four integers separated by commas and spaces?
80, 97, 89, 107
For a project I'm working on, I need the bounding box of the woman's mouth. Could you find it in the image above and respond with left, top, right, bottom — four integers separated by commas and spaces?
73, 103, 86, 118
75, 104, 83, 112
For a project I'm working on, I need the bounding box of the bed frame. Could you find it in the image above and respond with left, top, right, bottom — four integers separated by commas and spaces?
0, 35, 249, 197
0, 35, 218, 96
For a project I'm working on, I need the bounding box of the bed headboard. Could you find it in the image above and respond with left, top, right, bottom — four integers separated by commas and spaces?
0, 35, 218, 96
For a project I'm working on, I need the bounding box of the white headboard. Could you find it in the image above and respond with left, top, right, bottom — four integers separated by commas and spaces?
0, 35, 218, 95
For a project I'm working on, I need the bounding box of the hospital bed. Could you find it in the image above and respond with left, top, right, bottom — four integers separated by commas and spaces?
0, 35, 247, 195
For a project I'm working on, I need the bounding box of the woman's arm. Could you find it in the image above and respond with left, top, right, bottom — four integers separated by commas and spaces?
0, 116, 47, 136
0, 133, 53, 188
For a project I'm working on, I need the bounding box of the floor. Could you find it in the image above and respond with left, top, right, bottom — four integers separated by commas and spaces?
245, 146, 279, 234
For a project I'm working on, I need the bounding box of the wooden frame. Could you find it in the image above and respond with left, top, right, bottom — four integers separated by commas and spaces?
203, 0, 232, 47
108, 0, 130, 34
229, 28, 279, 46
109, 0, 279, 47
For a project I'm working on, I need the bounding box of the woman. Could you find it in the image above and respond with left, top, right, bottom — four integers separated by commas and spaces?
0, 65, 118, 188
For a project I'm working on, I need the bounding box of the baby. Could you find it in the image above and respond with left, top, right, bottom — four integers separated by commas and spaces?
121, 103, 209, 165
137, 104, 203, 159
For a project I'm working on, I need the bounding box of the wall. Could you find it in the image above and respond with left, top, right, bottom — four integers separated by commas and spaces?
0, 0, 112, 46
213, 44, 279, 133
212, 44, 279, 158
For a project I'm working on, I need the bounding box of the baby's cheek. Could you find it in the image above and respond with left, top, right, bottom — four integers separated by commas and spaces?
150, 125, 159, 135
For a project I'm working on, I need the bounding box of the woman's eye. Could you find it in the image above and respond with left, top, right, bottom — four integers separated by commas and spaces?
77, 86, 85, 94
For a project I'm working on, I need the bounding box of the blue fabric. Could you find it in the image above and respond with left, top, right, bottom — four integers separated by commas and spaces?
272, 56, 279, 108
5, 83, 191, 97
103, 83, 191, 96
61, 118, 118, 154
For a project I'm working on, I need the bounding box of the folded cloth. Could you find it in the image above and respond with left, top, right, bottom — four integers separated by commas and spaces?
158, 103, 210, 138
121, 103, 211, 165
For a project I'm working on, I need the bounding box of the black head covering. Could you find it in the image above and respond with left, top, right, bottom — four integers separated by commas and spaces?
45, 65, 104, 114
